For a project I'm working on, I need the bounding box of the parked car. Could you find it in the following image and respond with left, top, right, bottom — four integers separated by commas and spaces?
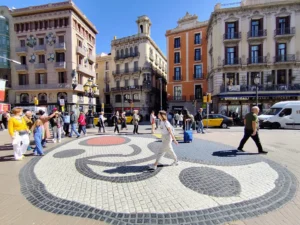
202, 114, 233, 128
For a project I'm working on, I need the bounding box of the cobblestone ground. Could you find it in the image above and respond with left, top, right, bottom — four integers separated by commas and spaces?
0, 126, 299, 225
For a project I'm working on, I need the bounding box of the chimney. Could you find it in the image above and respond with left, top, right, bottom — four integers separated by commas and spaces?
114, 36, 117, 40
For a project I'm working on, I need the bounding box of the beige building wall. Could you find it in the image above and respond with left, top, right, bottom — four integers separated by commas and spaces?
207, 0, 300, 115
8, 1, 98, 113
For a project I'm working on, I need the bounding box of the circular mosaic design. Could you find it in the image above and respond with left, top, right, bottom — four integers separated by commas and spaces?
180, 167, 241, 197
19, 135, 297, 225
80, 136, 128, 146
53, 149, 85, 158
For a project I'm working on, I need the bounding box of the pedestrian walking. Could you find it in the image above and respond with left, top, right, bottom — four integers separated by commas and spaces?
0, 112, 3, 130
150, 111, 156, 134
121, 112, 127, 131
195, 108, 205, 134
112, 111, 120, 134
2, 111, 8, 130
237, 106, 268, 154
69, 110, 80, 138
98, 111, 106, 133
132, 110, 140, 134
50, 111, 63, 143
23, 111, 34, 151
63, 112, 70, 137
8, 107, 30, 161
179, 113, 183, 127
38, 110, 55, 147
174, 112, 180, 127
149, 110, 178, 171
77, 111, 87, 136
32, 119, 44, 156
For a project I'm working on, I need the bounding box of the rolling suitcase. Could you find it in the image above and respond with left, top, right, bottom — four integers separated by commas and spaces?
184, 120, 193, 143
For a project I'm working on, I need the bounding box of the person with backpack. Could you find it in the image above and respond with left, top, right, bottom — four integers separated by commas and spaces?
149, 110, 178, 171
77, 111, 87, 136
195, 108, 205, 134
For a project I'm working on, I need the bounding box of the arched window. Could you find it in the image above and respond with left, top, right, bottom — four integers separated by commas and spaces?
116, 50, 119, 57
125, 48, 128, 56
133, 94, 140, 102
130, 47, 133, 56
123, 94, 130, 102
38, 93, 47, 104
20, 93, 29, 104
140, 25, 143, 33
115, 94, 121, 103
134, 46, 138, 55
121, 49, 124, 57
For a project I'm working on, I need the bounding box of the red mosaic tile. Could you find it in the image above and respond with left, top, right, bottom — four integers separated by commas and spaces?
86, 136, 126, 146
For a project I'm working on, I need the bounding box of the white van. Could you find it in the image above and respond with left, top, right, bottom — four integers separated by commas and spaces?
258, 101, 300, 129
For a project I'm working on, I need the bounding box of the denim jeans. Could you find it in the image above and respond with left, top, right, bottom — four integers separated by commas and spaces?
70, 123, 80, 137
78, 125, 86, 135
197, 121, 204, 133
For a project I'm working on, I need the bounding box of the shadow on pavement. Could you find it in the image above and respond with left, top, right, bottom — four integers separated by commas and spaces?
212, 150, 259, 157
0, 144, 13, 151
103, 164, 168, 174
0, 153, 35, 162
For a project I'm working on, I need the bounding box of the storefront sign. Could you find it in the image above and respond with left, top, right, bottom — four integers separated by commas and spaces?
172, 106, 183, 111
221, 97, 249, 101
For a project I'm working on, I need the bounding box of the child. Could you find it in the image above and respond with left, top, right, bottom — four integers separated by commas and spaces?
32, 119, 44, 156
149, 110, 178, 170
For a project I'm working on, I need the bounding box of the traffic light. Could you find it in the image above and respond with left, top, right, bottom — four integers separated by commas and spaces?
203, 96, 207, 103
207, 93, 212, 103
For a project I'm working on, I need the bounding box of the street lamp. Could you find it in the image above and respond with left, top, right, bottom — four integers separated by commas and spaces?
84, 78, 98, 128
254, 74, 260, 106
159, 78, 162, 110
0, 56, 21, 65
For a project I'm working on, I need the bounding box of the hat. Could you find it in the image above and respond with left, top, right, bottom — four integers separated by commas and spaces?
53, 108, 58, 111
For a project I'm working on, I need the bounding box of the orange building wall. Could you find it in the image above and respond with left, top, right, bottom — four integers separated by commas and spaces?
166, 25, 208, 103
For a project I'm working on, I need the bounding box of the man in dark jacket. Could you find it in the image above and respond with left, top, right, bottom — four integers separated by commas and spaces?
195, 108, 205, 134
69, 110, 80, 138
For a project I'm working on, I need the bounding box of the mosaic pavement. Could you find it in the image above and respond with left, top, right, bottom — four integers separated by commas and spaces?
20, 135, 297, 225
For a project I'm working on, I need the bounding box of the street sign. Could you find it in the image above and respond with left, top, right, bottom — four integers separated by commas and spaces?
59, 99, 65, 106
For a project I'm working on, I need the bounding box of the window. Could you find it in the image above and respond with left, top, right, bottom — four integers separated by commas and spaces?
125, 63, 129, 72
96, 73, 99, 80
133, 94, 140, 102
250, 45, 262, 63
174, 52, 180, 64
276, 43, 286, 62
194, 33, 201, 45
121, 49, 124, 57
38, 38, 44, 45
174, 37, 180, 48
95, 63, 98, 69
130, 47, 133, 56
280, 108, 292, 117
125, 48, 128, 56
116, 50, 119, 57
20, 56, 26, 65
194, 49, 201, 61
134, 61, 138, 71
115, 95, 121, 103
116, 80, 120, 88
174, 86, 182, 100
105, 71, 109, 79
277, 70, 286, 84
225, 21, 239, 39
125, 79, 129, 87
134, 79, 138, 86
36, 73, 47, 84
56, 52, 65, 62
105, 62, 109, 70
116, 64, 120, 74
250, 19, 263, 37
58, 72, 66, 83
19, 74, 28, 85
194, 65, 203, 78
174, 67, 181, 80
38, 55, 45, 63
124, 94, 130, 102
224, 73, 239, 86
78, 40, 82, 47
134, 46, 138, 55
58, 36, 64, 43
195, 85, 202, 100
225, 46, 238, 65
276, 16, 290, 35
20, 40, 25, 47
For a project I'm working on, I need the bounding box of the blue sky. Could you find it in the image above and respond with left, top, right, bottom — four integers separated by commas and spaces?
8, 0, 234, 55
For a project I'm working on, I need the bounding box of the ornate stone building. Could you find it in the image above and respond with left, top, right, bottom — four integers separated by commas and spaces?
207, 0, 300, 117
108, 16, 167, 117
9, 1, 98, 113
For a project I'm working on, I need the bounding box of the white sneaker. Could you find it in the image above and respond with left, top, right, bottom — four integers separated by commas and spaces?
53, 139, 57, 143
170, 161, 179, 166
149, 165, 157, 170
58, 139, 61, 143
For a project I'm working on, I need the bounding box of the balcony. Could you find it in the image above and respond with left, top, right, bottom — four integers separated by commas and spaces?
77, 64, 96, 76
274, 54, 295, 63
15, 64, 28, 72
223, 32, 241, 42
220, 84, 300, 93
33, 45, 46, 53
34, 63, 47, 70
54, 42, 66, 52
247, 29, 267, 40
77, 46, 86, 56
274, 27, 295, 39
247, 56, 267, 65
13, 83, 71, 90
112, 67, 141, 76
110, 85, 143, 92
114, 52, 140, 61
15, 46, 27, 54
55, 61, 66, 70
142, 65, 152, 72
173, 76, 182, 81
223, 58, 240, 66
168, 96, 186, 101
190, 95, 203, 101
194, 74, 204, 80
88, 54, 96, 63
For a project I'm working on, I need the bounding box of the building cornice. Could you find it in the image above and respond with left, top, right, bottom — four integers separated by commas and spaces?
111, 34, 167, 61
165, 21, 208, 36
10, 0, 98, 34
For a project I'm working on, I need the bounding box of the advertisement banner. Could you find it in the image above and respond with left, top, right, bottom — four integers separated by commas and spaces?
0, 103, 11, 112
0, 79, 6, 102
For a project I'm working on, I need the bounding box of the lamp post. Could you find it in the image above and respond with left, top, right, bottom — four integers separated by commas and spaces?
159, 78, 162, 111
254, 74, 260, 106
83, 78, 98, 128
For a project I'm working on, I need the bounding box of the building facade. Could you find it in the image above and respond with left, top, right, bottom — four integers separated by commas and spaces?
9, 1, 98, 113
166, 13, 208, 114
0, 6, 13, 109
207, 0, 300, 117
95, 52, 113, 113
108, 16, 167, 118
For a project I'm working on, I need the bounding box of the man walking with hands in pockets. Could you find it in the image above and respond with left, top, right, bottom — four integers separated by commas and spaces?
237, 106, 268, 154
